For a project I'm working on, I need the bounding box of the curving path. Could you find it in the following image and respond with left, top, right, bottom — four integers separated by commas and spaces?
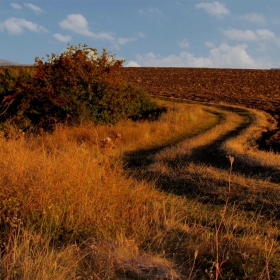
124, 98, 280, 218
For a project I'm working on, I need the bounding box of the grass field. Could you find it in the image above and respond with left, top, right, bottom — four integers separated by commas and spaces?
0, 98, 280, 279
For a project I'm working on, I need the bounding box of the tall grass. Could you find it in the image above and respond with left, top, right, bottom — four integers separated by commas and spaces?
0, 99, 280, 279
223, 107, 280, 169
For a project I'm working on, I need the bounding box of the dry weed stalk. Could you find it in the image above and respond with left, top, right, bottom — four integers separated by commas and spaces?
188, 249, 199, 280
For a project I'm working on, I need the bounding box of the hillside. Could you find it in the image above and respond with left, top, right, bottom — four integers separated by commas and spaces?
0, 59, 21, 66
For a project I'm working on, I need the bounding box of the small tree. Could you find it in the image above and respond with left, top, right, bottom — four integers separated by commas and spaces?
0, 44, 156, 132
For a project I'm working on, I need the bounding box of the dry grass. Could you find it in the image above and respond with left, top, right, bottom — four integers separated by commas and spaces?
153, 106, 243, 162
0, 99, 280, 279
223, 107, 280, 169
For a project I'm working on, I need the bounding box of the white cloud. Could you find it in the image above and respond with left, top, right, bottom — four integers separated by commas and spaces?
60, 14, 94, 37
94, 31, 115, 41
59, 14, 138, 50
59, 14, 115, 41
111, 37, 137, 50
54, 33, 71, 42
139, 8, 163, 16
205, 41, 215, 48
256, 29, 275, 40
118, 37, 137, 45
24, 3, 43, 13
125, 60, 141, 67
139, 52, 159, 61
179, 39, 189, 49
0, 17, 48, 35
209, 43, 265, 68
195, 1, 230, 19
136, 52, 212, 67
224, 28, 276, 41
136, 32, 146, 38
240, 13, 266, 25
11, 3, 22, 9
135, 43, 271, 69
224, 29, 258, 41
148, 8, 163, 16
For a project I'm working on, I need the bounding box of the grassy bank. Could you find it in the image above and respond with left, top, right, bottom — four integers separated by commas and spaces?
0, 99, 279, 279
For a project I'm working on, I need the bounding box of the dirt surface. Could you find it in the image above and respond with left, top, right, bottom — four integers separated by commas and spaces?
123, 67, 280, 152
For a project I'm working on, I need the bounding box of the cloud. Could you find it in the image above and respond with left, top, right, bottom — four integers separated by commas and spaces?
59, 14, 94, 36
59, 14, 138, 50
223, 28, 276, 41
224, 29, 258, 41
135, 43, 271, 69
118, 37, 137, 45
208, 43, 268, 68
136, 32, 146, 38
111, 37, 137, 50
24, 3, 43, 13
195, 1, 230, 19
205, 41, 215, 48
139, 8, 163, 16
125, 60, 141, 67
148, 8, 163, 16
240, 13, 266, 24
0, 17, 48, 35
54, 33, 71, 42
136, 51, 212, 67
59, 14, 115, 40
179, 39, 190, 49
256, 29, 275, 40
11, 3, 22, 9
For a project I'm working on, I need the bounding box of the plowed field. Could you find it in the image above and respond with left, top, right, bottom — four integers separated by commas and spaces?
123, 67, 280, 151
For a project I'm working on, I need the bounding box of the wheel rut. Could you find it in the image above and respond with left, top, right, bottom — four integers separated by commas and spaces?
124, 99, 280, 217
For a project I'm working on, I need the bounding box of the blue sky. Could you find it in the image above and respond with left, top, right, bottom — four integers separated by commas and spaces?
1, 0, 280, 68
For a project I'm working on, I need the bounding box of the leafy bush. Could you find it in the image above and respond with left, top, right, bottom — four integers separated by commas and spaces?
0, 44, 156, 132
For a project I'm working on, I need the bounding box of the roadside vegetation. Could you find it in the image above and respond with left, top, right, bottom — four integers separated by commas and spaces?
0, 45, 280, 279
1, 99, 280, 279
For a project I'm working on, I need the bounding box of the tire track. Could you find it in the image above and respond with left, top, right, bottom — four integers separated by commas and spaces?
124, 99, 280, 217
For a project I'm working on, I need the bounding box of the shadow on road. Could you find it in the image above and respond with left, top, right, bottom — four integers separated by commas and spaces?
124, 102, 280, 218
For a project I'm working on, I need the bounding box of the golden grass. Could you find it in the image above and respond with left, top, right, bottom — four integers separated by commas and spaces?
223, 107, 280, 169
154, 106, 243, 162
2, 231, 79, 280
1, 99, 280, 279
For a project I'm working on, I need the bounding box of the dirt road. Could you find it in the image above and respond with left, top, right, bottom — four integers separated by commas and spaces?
123, 67, 280, 152
125, 100, 280, 217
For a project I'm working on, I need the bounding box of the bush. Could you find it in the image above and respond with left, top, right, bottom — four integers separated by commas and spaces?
0, 44, 156, 132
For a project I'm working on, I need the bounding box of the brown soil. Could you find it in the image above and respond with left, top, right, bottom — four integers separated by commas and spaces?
123, 67, 280, 152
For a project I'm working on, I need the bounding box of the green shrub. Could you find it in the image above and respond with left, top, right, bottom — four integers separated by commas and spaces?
0, 44, 156, 132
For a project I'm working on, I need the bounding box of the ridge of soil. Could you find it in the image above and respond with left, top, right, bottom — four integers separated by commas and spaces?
123, 67, 280, 152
